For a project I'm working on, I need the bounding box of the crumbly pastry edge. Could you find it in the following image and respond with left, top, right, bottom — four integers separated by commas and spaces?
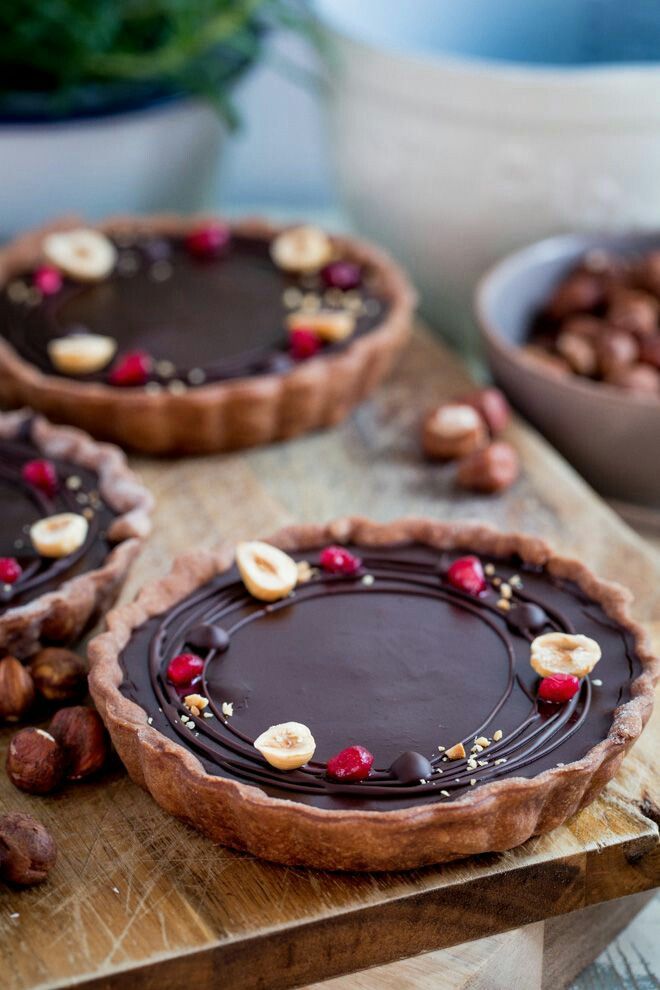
88, 516, 659, 872
0, 408, 153, 658
0, 215, 417, 455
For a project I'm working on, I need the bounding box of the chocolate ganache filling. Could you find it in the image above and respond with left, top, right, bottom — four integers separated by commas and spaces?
0, 234, 387, 388
0, 424, 116, 613
119, 544, 641, 812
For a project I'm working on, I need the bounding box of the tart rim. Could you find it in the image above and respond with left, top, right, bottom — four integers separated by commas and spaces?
88, 516, 659, 871
0, 408, 153, 658
0, 215, 416, 455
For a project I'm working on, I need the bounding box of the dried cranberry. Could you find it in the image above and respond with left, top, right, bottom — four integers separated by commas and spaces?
326, 745, 374, 781
166, 653, 204, 688
33, 265, 63, 296
446, 556, 487, 596
0, 558, 22, 584
289, 328, 322, 361
22, 459, 58, 498
185, 224, 231, 259
321, 261, 362, 291
538, 673, 580, 703
109, 350, 151, 386
319, 546, 362, 575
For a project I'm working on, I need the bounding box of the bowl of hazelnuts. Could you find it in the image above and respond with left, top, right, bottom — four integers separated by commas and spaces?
476, 232, 660, 508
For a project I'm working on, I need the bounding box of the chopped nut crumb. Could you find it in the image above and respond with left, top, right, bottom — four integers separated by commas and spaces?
509, 574, 522, 588
155, 359, 176, 378
493, 729, 503, 741
437, 745, 446, 752
362, 574, 375, 586
184, 694, 208, 714
494, 758, 507, 765
592, 679, 603, 686
485, 563, 495, 576
500, 583, 512, 599
475, 736, 490, 748
445, 742, 465, 760
470, 779, 477, 786
222, 701, 234, 717
492, 576, 502, 587
471, 744, 483, 754
203, 711, 214, 719
440, 790, 450, 797
283, 287, 304, 309
296, 560, 314, 583
477, 760, 488, 767
556, 762, 565, 767
65, 475, 82, 490
147, 716, 153, 725
497, 598, 511, 611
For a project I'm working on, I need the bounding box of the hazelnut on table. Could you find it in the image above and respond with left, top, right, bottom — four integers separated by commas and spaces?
0, 656, 35, 722
457, 441, 520, 495
459, 387, 511, 436
0, 812, 57, 886
29, 648, 87, 703
6, 727, 66, 794
422, 403, 487, 460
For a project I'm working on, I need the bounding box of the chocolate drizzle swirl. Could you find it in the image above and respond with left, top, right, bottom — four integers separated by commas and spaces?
0, 432, 116, 613
119, 545, 641, 811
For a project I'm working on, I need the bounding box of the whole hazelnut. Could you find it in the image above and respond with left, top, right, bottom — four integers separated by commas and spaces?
0, 812, 57, 886
560, 315, 605, 340
545, 271, 604, 320
597, 329, 639, 377
0, 656, 35, 722
49, 706, 109, 780
29, 648, 87, 703
639, 334, 660, 369
459, 387, 511, 436
556, 330, 598, 377
456, 441, 520, 494
605, 363, 660, 395
607, 289, 658, 337
635, 250, 660, 298
6, 727, 66, 794
422, 403, 487, 460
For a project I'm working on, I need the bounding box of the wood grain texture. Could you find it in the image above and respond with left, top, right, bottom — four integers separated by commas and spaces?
0, 328, 657, 990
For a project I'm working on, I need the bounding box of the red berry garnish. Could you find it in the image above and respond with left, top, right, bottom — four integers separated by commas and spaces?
0, 557, 22, 584
289, 328, 322, 361
319, 545, 362, 575
109, 350, 151, 386
185, 223, 231, 259
538, 673, 580, 703
321, 261, 362, 291
166, 653, 204, 688
446, 555, 487, 596
22, 458, 58, 498
33, 265, 63, 296
326, 744, 374, 781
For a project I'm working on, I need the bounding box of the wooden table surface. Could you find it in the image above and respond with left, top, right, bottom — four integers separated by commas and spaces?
1, 328, 658, 990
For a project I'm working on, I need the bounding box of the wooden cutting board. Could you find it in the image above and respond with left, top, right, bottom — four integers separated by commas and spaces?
1, 327, 658, 990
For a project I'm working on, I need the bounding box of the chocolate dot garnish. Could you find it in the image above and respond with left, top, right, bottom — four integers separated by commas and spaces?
506, 602, 549, 635
187, 623, 230, 653
118, 544, 643, 811
390, 751, 434, 784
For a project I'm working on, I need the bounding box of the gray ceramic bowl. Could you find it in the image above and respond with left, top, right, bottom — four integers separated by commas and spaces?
476, 232, 660, 508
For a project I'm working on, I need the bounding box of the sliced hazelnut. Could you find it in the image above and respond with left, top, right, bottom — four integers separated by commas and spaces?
456, 441, 520, 494
596, 329, 639, 377
605, 363, 660, 395
270, 225, 333, 274
459, 387, 511, 436
422, 403, 487, 460
236, 541, 298, 602
445, 742, 466, 760
607, 289, 658, 338
30, 512, 88, 558
6, 727, 66, 794
30, 648, 87, 702
43, 228, 117, 282
545, 271, 604, 320
530, 632, 601, 678
0, 656, 35, 722
0, 812, 57, 886
49, 706, 109, 780
48, 333, 117, 375
556, 330, 598, 377
254, 721, 316, 770
287, 309, 355, 343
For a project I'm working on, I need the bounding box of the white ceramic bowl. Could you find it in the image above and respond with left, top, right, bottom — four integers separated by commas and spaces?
317, 0, 660, 353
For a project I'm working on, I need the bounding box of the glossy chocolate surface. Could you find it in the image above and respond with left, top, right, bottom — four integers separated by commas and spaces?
0, 236, 387, 387
119, 544, 641, 812
0, 424, 116, 613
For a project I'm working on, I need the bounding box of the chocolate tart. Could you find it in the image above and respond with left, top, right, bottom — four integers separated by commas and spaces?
0, 409, 152, 659
88, 518, 657, 871
0, 216, 415, 455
